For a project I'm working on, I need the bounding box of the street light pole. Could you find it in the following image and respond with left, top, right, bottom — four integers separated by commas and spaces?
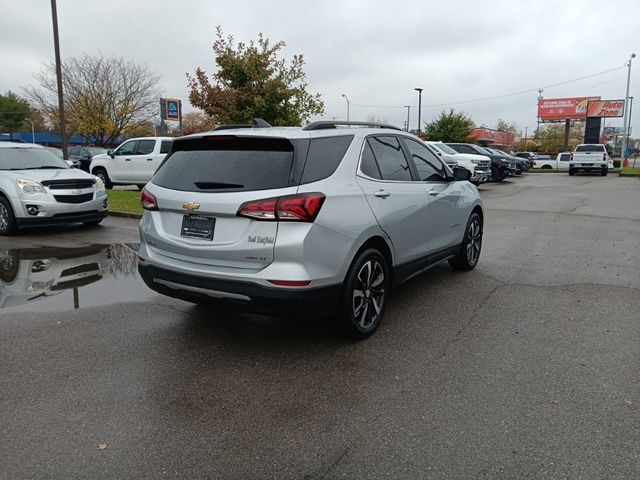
621, 53, 635, 161
524, 126, 528, 151
26, 118, 35, 144
404, 105, 411, 132
341, 94, 350, 122
50, 0, 68, 159
414, 88, 423, 136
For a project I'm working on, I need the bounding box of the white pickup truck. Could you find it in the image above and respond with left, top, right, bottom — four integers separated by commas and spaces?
569, 144, 610, 176
534, 152, 571, 170
90, 137, 173, 189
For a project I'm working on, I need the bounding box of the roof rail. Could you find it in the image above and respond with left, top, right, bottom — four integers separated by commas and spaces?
303, 121, 402, 131
212, 118, 272, 131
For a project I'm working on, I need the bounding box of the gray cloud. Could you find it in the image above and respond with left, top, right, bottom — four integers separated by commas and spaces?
1, 0, 638, 134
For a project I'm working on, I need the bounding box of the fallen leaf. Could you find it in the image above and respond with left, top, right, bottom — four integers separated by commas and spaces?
97, 443, 107, 450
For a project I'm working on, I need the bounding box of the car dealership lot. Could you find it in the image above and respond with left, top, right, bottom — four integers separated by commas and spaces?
1, 175, 639, 479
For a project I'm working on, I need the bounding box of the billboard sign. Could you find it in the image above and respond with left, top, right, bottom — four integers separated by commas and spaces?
587, 99, 625, 118
603, 126, 624, 135
538, 96, 601, 121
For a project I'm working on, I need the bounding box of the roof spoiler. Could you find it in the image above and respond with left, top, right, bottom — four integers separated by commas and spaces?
212, 118, 272, 131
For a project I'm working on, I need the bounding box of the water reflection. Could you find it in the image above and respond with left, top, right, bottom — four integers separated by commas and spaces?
0, 243, 154, 312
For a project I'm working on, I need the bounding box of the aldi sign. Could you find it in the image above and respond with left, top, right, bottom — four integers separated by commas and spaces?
587, 100, 625, 118
161, 98, 182, 121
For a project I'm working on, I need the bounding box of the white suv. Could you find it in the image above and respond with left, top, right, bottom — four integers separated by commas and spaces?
138, 121, 484, 338
90, 137, 173, 189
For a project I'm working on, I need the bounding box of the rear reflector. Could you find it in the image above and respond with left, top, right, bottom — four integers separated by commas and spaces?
140, 188, 158, 211
268, 280, 312, 287
238, 193, 325, 222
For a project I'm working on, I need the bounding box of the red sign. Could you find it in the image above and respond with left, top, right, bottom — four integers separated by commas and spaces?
537, 96, 601, 121
587, 100, 625, 118
468, 128, 514, 146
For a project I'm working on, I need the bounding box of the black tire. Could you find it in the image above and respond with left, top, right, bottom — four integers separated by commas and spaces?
449, 212, 483, 271
569, 168, 575, 176
338, 249, 390, 340
601, 170, 608, 176
541, 165, 552, 170
491, 165, 503, 182
0, 252, 19, 282
93, 168, 113, 189
0, 196, 18, 236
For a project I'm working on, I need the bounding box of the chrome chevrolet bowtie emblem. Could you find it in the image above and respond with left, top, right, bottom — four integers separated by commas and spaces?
183, 201, 200, 211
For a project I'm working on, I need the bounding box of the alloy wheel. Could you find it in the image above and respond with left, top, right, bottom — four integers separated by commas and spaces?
466, 218, 482, 266
352, 259, 386, 329
0, 203, 9, 232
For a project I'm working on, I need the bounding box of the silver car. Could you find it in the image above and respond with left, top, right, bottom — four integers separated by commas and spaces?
0, 142, 108, 235
138, 121, 484, 338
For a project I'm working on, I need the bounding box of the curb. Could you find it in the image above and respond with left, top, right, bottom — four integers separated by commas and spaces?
619, 173, 640, 178
109, 211, 143, 220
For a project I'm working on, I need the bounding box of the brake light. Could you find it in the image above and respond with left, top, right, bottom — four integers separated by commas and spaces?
140, 188, 158, 211
570, 153, 573, 161
237, 193, 325, 222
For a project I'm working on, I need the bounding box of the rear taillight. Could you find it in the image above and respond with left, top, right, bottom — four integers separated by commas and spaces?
569, 153, 573, 161
140, 188, 158, 211
237, 193, 325, 222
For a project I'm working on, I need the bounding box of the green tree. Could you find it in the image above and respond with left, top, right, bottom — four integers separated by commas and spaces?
0, 91, 30, 140
187, 26, 324, 126
534, 124, 584, 154
25, 53, 162, 145
424, 109, 475, 142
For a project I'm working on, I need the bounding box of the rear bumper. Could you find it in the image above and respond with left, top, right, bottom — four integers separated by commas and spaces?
569, 164, 607, 172
138, 262, 342, 317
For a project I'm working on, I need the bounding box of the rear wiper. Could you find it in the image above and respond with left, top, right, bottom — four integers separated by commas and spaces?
194, 181, 244, 189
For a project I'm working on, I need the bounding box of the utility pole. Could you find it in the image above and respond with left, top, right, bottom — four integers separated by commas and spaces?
621, 53, 635, 161
404, 105, 411, 132
524, 126, 528, 151
414, 88, 423, 136
50, 0, 68, 159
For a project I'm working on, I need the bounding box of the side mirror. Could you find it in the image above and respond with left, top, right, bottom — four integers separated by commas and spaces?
108, 150, 114, 159
452, 166, 471, 182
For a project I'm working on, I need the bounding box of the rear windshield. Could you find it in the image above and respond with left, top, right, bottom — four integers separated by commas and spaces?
152, 137, 294, 192
575, 145, 605, 152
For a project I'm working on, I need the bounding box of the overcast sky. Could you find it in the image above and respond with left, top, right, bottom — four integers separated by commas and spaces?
1, 0, 638, 135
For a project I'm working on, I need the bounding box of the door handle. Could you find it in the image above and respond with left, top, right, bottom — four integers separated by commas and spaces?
125, 158, 131, 162
428, 189, 440, 196
146, 158, 153, 161
374, 190, 390, 198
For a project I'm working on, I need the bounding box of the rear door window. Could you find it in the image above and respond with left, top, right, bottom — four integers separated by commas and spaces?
300, 135, 353, 184
160, 140, 172, 154
152, 136, 295, 192
366, 136, 412, 181
136, 139, 156, 155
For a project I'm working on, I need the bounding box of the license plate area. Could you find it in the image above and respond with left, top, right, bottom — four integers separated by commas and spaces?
181, 214, 215, 241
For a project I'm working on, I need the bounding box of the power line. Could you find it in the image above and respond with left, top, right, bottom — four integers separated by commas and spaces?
347, 63, 627, 110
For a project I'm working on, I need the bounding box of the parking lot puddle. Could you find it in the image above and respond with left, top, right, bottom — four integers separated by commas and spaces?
0, 243, 157, 314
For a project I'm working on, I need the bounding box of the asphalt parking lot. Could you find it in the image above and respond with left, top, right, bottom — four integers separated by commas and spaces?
1, 174, 639, 479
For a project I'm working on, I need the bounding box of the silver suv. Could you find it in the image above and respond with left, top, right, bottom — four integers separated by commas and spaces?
0, 142, 108, 235
138, 121, 484, 338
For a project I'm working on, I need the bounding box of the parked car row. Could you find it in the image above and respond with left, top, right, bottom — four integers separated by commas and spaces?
532, 144, 614, 174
